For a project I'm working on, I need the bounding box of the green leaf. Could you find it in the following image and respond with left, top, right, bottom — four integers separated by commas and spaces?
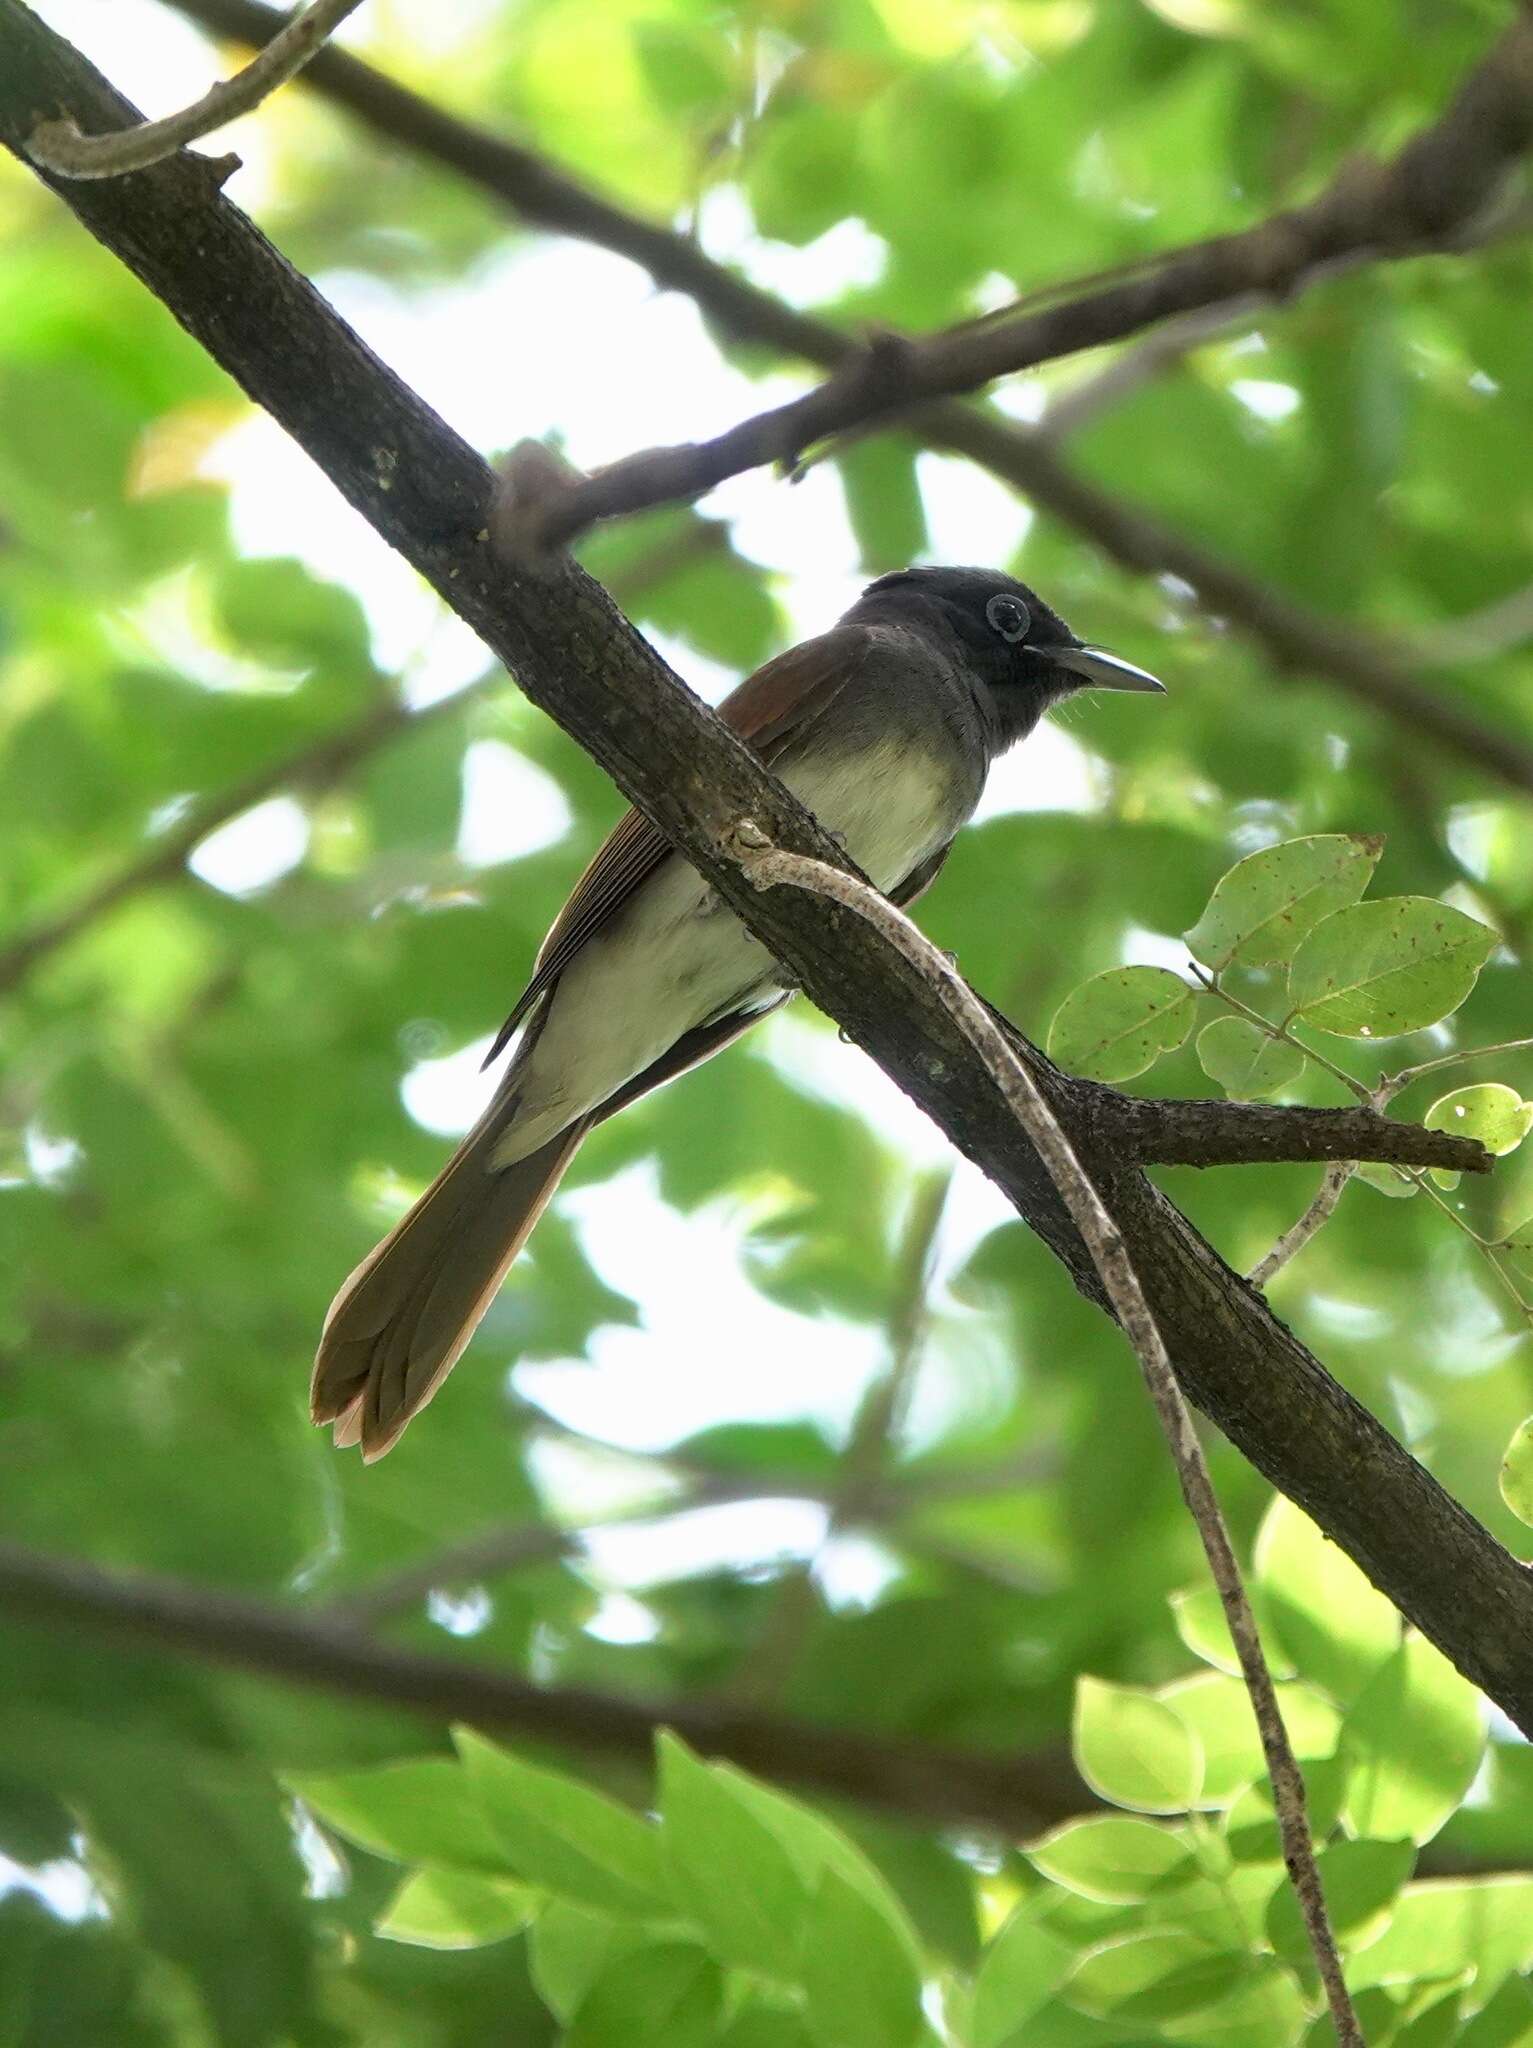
1348, 1876, 1533, 2001
1195, 1017, 1305, 1100
656, 1733, 809, 1978
630, 22, 735, 122
1062, 1930, 1237, 2022
1147, 1860, 1285, 1952
801, 1866, 925, 2048
1264, 1837, 1415, 1966
1047, 967, 1195, 1083
1458, 1975, 1533, 2045
1423, 1084, 1533, 1156
528, 1903, 651, 2021
1028, 1814, 1194, 1903
1224, 1755, 1347, 1863
1170, 1585, 1295, 1682
1254, 1496, 1401, 1706
454, 1730, 667, 1917
1391, 1986, 1465, 2048
1073, 1678, 1202, 1814
214, 555, 376, 679
1498, 1415, 1533, 1528
709, 1769, 922, 1932
376, 1868, 535, 1949
970, 1906, 1076, 2048
1287, 898, 1498, 1038
1186, 834, 1384, 971
285, 1758, 506, 1872
718, 2007, 818, 2048
1343, 1635, 1486, 1845
1160, 1958, 1309, 2046
566, 1940, 724, 2048
1160, 1672, 1339, 1807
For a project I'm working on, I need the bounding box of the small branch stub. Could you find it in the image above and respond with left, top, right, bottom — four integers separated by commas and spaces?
490, 438, 589, 571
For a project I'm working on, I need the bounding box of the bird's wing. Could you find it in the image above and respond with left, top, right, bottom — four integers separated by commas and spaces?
889, 838, 953, 909
482, 624, 877, 1066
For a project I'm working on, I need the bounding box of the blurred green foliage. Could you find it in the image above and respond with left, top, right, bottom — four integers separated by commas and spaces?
2, 0, 1532, 2040
294, 1499, 1526, 2047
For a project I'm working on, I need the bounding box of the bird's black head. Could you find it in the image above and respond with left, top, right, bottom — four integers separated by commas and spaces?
845, 564, 1163, 750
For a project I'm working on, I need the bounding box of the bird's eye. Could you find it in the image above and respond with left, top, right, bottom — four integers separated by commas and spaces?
986, 594, 1030, 644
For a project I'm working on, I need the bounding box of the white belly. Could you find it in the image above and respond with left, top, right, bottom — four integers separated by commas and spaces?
490, 739, 966, 1163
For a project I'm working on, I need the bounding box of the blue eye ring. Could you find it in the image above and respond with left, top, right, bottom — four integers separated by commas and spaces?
986, 594, 1030, 643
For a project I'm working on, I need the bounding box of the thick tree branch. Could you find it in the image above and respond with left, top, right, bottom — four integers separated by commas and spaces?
0, 1539, 1513, 1870
0, 1539, 1087, 1834
1054, 1082, 1486, 1176
5, 5, 1533, 1746
160, 0, 1533, 798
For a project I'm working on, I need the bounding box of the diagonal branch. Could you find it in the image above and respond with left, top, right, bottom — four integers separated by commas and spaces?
1249, 1162, 1354, 1289
159, 0, 1533, 798
5, 3, 1533, 1745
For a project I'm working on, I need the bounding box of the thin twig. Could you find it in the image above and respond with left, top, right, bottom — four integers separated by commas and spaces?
841, 1170, 952, 1495
730, 824, 1363, 2046
27, 0, 365, 178
325, 1423, 1061, 1633
1249, 1164, 1355, 1288
1034, 196, 1530, 445
1190, 964, 1374, 1105
1036, 297, 1268, 441
1386, 1036, 1533, 1092
0, 696, 404, 998
1211, 983, 1529, 1304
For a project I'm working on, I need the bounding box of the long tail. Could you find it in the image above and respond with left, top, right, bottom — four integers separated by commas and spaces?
311, 1111, 590, 1461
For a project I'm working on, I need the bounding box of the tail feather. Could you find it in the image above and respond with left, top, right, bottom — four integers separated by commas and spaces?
312, 1115, 589, 1460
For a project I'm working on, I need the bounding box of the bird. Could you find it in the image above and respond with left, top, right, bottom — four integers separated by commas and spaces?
312, 565, 1165, 1458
